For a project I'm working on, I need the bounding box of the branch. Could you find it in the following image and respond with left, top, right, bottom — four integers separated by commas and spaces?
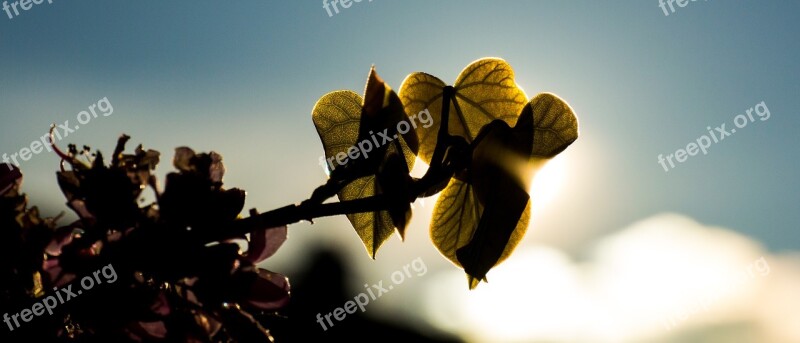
205, 194, 391, 243
204, 86, 467, 244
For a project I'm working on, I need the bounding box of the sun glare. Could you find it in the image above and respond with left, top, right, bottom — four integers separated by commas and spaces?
529, 154, 568, 212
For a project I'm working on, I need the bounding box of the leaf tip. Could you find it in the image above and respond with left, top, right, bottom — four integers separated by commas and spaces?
467, 275, 487, 290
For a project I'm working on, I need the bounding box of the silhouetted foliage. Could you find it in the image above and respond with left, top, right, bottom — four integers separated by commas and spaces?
0, 57, 577, 341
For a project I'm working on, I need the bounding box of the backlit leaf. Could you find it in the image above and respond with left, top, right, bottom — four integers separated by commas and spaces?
399, 58, 528, 164
430, 178, 481, 266
430, 177, 530, 287
312, 91, 392, 257
337, 143, 410, 258
518, 92, 579, 159
429, 90, 578, 288
311, 92, 396, 257
311, 70, 419, 258
340, 175, 395, 258
311, 90, 363, 170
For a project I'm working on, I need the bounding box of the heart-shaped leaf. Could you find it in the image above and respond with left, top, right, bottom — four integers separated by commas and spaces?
311, 68, 419, 258
430, 165, 531, 289
428, 87, 578, 288
399, 58, 528, 164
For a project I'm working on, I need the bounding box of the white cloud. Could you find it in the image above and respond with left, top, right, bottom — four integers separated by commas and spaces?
422, 213, 800, 343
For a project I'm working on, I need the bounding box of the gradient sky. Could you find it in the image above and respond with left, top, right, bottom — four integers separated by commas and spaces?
2, 1, 799, 341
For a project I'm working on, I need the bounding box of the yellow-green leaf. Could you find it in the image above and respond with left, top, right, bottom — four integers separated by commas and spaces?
339, 174, 396, 258
519, 92, 579, 159
428, 92, 577, 288
429, 177, 531, 283
312, 91, 396, 257
398, 58, 528, 164
311, 90, 363, 165
311, 81, 417, 257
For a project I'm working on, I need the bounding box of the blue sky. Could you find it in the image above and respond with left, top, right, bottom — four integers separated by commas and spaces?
2, 1, 799, 341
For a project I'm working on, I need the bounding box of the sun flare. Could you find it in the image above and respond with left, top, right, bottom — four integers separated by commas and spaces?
529, 154, 568, 212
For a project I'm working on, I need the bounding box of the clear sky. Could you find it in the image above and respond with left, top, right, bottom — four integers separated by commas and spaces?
2, 1, 799, 342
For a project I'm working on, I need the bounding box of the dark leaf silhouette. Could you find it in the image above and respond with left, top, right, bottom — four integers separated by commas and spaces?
1, 56, 579, 343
